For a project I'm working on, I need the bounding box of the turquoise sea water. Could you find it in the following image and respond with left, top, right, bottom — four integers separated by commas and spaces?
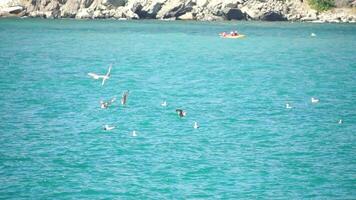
0, 19, 355, 199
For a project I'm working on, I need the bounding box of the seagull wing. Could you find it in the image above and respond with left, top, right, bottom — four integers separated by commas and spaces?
121, 92, 128, 105
101, 77, 106, 86
106, 64, 112, 77
88, 73, 100, 79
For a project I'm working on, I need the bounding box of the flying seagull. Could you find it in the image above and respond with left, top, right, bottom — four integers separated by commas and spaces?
88, 64, 112, 86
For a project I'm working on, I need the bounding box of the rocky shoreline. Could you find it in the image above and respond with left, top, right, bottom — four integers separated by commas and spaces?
0, 0, 355, 23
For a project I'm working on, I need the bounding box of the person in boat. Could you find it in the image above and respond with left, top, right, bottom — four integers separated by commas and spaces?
234, 31, 239, 36
220, 32, 227, 37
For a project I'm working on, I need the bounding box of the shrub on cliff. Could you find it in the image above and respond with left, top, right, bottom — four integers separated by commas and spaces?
308, 0, 334, 11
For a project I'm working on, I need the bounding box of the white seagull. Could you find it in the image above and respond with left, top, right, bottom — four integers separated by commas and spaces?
286, 103, 293, 109
88, 64, 112, 86
103, 124, 115, 131
193, 121, 199, 129
311, 33, 316, 37
311, 97, 319, 104
100, 97, 116, 109
132, 130, 137, 137
161, 101, 168, 107
338, 119, 343, 124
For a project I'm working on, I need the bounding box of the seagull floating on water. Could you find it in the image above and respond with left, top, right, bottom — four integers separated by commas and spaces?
103, 124, 115, 131
132, 130, 137, 137
121, 90, 129, 105
338, 119, 343, 124
161, 101, 168, 107
88, 64, 112, 86
100, 97, 116, 109
176, 109, 187, 117
286, 103, 293, 109
311, 33, 316, 37
100, 101, 108, 109
311, 97, 319, 104
193, 121, 199, 129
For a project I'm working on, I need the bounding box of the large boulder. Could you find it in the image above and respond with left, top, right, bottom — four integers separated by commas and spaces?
127, 1, 143, 13
138, 0, 165, 18
60, 0, 80, 17
196, 0, 208, 7
102, 0, 127, 7
75, 8, 93, 18
221, 0, 240, 8
28, 10, 55, 18
178, 11, 194, 19
156, 0, 194, 19
195, 9, 224, 21
207, 0, 223, 15
1, 5, 23, 14
260, 11, 286, 21
123, 8, 139, 19
92, 9, 104, 18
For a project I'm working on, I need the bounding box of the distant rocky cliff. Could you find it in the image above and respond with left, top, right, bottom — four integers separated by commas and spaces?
0, 0, 355, 22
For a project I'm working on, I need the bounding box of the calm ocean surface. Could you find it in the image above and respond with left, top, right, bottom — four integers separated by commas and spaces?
0, 18, 355, 199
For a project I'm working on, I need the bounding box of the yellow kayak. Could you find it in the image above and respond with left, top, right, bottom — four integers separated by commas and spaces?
220, 34, 246, 39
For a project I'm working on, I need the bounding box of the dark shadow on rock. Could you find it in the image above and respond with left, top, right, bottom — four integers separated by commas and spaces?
260, 11, 286, 21
224, 8, 246, 20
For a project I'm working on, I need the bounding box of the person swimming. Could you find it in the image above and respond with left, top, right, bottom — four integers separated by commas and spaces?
220, 30, 239, 37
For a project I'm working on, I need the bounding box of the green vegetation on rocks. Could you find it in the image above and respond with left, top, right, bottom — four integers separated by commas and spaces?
308, 0, 335, 12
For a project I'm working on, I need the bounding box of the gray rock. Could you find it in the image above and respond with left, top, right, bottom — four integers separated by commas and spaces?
124, 8, 139, 19
60, 0, 81, 17
156, 0, 194, 19
102, 0, 127, 7
139, 0, 165, 18
76, 8, 93, 18
178, 11, 194, 19
93, 10, 104, 18
1, 6, 23, 14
